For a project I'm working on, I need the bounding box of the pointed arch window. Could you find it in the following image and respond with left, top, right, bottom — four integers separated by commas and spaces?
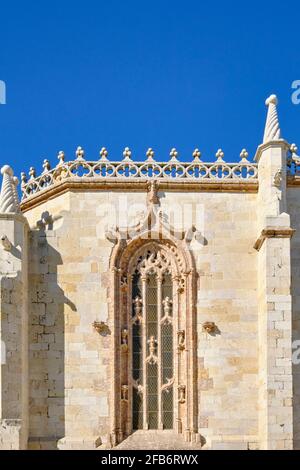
109, 239, 198, 446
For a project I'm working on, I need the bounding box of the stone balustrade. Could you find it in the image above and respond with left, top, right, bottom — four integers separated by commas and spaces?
20, 146, 258, 200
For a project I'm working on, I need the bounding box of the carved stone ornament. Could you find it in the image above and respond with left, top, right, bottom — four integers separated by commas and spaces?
1, 235, 12, 252
0, 165, 21, 214
202, 321, 217, 334
132, 297, 143, 324
177, 330, 185, 351
263, 94, 281, 143
121, 328, 128, 352
178, 385, 186, 404
147, 179, 160, 206
161, 297, 172, 324
146, 335, 158, 364
273, 169, 282, 188
121, 385, 129, 402
93, 321, 110, 336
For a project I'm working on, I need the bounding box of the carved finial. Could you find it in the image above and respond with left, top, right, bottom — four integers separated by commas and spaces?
146, 148, 155, 161
239, 148, 249, 163
289, 143, 300, 163
192, 148, 202, 162
263, 94, 281, 143
12, 176, 20, 213
76, 146, 85, 160
290, 143, 298, 154
21, 172, 27, 187
57, 151, 65, 165
42, 159, 51, 173
99, 147, 109, 161
0, 165, 21, 214
123, 147, 132, 162
169, 148, 179, 161
215, 149, 225, 163
29, 167, 36, 179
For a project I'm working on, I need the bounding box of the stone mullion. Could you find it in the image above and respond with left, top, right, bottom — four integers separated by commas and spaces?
157, 272, 163, 430
141, 275, 148, 430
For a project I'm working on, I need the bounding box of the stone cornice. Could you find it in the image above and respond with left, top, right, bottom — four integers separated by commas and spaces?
254, 140, 290, 163
20, 178, 258, 213
254, 226, 295, 251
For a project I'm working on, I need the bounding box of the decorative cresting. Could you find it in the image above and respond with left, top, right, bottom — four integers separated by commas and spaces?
263, 94, 281, 143
287, 143, 300, 176
20, 146, 258, 200
0, 165, 21, 213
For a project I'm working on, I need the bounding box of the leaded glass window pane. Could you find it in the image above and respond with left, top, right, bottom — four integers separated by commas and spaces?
132, 253, 174, 430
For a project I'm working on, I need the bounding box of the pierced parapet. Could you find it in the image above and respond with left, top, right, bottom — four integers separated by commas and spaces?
20, 146, 258, 201
0, 165, 21, 214
263, 94, 281, 143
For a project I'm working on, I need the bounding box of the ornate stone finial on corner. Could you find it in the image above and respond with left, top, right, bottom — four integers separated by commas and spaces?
0, 165, 21, 214
169, 148, 179, 162
240, 148, 249, 163
57, 151, 65, 165
146, 148, 155, 161
147, 179, 160, 206
123, 147, 132, 162
99, 147, 109, 161
192, 148, 202, 163
76, 146, 85, 160
42, 159, 51, 173
215, 149, 225, 163
263, 94, 281, 143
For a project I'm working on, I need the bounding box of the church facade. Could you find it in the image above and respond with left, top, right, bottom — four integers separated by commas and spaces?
0, 95, 299, 450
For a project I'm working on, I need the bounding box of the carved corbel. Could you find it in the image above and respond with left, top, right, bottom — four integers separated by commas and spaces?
202, 321, 217, 334
93, 321, 110, 336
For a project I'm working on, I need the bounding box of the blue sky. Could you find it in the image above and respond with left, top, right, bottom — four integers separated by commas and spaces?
0, 0, 299, 178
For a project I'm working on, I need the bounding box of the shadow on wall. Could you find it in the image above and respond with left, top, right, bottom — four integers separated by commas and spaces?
28, 216, 76, 450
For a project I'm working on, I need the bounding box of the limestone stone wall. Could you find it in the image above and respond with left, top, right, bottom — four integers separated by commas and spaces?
0, 214, 29, 449
287, 187, 300, 450
23, 188, 259, 449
